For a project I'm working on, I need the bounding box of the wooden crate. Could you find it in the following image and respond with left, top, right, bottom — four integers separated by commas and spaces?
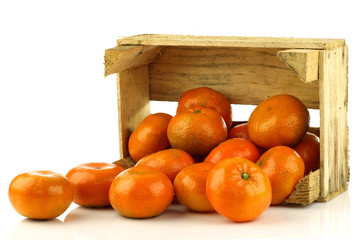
104, 34, 349, 205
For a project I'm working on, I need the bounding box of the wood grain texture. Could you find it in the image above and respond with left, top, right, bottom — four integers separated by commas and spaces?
277, 49, 319, 83
113, 157, 136, 169
117, 34, 344, 49
149, 46, 320, 108
285, 170, 320, 205
319, 45, 349, 201
117, 66, 150, 159
105, 45, 161, 76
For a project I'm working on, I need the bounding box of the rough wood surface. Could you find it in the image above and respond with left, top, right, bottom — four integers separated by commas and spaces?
318, 45, 349, 201
149, 46, 319, 108
117, 66, 150, 159
117, 34, 344, 49
113, 157, 136, 169
285, 170, 320, 205
277, 49, 319, 83
105, 45, 161, 76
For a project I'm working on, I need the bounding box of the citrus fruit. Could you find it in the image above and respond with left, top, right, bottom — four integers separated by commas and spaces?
128, 113, 172, 162
256, 146, 305, 205
204, 138, 260, 164
206, 157, 271, 222
136, 149, 194, 182
9, 170, 73, 220
228, 122, 249, 139
228, 123, 266, 155
109, 165, 173, 218
66, 162, 124, 207
174, 162, 215, 212
177, 87, 232, 130
248, 94, 310, 149
293, 132, 320, 175
167, 108, 227, 158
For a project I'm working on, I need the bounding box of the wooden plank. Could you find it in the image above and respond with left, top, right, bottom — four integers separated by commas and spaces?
318, 45, 349, 201
105, 45, 162, 76
117, 66, 150, 159
285, 170, 320, 205
149, 46, 320, 108
277, 49, 319, 83
117, 34, 345, 49
113, 157, 136, 169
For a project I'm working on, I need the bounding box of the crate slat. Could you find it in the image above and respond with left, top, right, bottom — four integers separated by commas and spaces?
149, 46, 319, 108
117, 34, 344, 49
105, 45, 161, 76
318, 45, 349, 201
117, 66, 150, 159
277, 49, 319, 83
285, 170, 320, 205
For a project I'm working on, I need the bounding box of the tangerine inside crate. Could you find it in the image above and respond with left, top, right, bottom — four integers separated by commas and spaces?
104, 34, 349, 205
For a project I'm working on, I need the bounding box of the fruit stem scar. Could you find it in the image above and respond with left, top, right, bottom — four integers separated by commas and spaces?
241, 172, 250, 180
194, 109, 201, 113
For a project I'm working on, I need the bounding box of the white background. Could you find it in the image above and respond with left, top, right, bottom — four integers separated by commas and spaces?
0, 0, 359, 239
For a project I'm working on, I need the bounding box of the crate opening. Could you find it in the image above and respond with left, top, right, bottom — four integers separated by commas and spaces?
149, 101, 320, 130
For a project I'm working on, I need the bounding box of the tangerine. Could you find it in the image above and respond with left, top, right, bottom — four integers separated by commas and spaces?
248, 94, 310, 149
293, 132, 320, 175
66, 162, 124, 207
177, 87, 232, 130
109, 165, 173, 218
9, 170, 73, 220
256, 146, 305, 205
167, 108, 227, 158
206, 157, 272, 222
228, 122, 250, 139
204, 138, 260, 164
174, 162, 215, 212
128, 113, 172, 162
136, 149, 195, 182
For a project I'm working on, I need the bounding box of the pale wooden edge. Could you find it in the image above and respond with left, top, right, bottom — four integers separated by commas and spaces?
117, 34, 345, 49
113, 157, 136, 169
319, 45, 349, 201
117, 66, 150, 159
104, 46, 162, 76
277, 49, 319, 83
285, 170, 320, 205
317, 184, 348, 202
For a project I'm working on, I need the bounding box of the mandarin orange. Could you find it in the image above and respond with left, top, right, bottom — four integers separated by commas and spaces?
167, 108, 227, 158
136, 149, 195, 182
128, 113, 172, 162
206, 157, 272, 222
204, 138, 260, 164
66, 162, 124, 207
177, 87, 232, 130
248, 94, 309, 149
109, 165, 173, 218
9, 170, 73, 219
174, 162, 215, 212
293, 132, 320, 175
256, 146, 305, 205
